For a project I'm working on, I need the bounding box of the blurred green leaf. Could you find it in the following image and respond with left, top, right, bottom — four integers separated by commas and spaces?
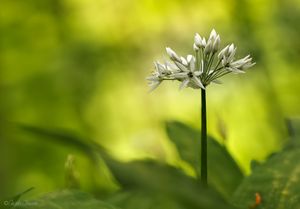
14, 190, 119, 209
18, 123, 98, 159
103, 159, 234, 209
107, 191, 186, 209
18, 124, 235, 209
16, 124, 117, 194
166, 121, 243, 199
250, 160, 261, 171
0, 188, 34, 209
232, 137, 300, 209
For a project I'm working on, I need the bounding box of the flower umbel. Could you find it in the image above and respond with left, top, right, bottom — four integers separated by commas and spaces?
147, 29, 255, 91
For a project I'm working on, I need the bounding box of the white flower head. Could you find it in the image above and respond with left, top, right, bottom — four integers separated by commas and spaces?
147, 29, 255, 91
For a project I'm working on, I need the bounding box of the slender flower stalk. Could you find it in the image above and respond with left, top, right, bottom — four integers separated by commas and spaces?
146, 29, 255, 185
201, 88, 207, 185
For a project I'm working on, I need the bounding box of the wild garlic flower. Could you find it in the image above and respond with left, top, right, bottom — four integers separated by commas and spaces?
146, 29, 255, 91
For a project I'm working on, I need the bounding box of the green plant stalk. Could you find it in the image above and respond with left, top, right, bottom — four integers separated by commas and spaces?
201, 88, 208, 185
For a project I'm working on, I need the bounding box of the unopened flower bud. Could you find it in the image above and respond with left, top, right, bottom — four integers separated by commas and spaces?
166, 47, 181, 62
209, 29, 217, 41
180, 57, 188, 66
193, 43, 199, 51
187, 55, 193, 63
227, 44, 236, 62
195, 33, 206, 48
212, 35, 220, 53
204, 40, 213, 54
228, 44, 235, 54
201, 38, 206, 47
218, 45, 229, 60
195, 33, 202, 46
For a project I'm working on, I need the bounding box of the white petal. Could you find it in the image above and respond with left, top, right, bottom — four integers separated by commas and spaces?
192, 76, 205, 89
179, 79, 190, 90
228, 44, 235, 53
174, 61, 188, 72
221, 58, 227, 66
209, 29, 217, 41
230, 56, 252, 68
211, 79, 223, 84
208, 70, 214, 75
165, 61, 178, 71
218, 45, 229, 59
200, 60, 204, 73
241, 62, 256, 70
201, 38, 207, 47
243, 55, 251, 60
212, 35, 220, 52
180, 57, 188, 66
227, 46, 236, 62
154, 61, 165, 74
204, 40, 212, 54
148, 81, 161, 92
194, 33, 202, 47
173, 72, 188, 79
228, 67, 245, 74
194, 71, 202, 76
230, 61, 243, 68
146, 75, 159, 81
193, 43, 199, 51
188, 56, 195, 72
166, 47, 180, 62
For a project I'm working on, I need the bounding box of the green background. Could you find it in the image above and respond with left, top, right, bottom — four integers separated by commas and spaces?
1, 0, 300, 198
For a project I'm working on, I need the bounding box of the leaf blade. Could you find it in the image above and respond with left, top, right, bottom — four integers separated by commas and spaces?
233, 137, 300, 209
166, 121, 244, 199
103, 159, 235, 209
14, 190, 120, 209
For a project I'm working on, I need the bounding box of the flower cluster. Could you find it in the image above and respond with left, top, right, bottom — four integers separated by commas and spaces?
146, 29, 255, 91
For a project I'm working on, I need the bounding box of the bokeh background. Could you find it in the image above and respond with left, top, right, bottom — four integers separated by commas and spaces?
1, 0, 300, 198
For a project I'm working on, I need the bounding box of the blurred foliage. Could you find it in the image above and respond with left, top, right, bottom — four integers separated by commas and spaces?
7, 122, 235, 209
0, 187, 34, 209
14, 190, 119, 209
1, 0, 300, 207
3, 120, 300, 209
166, 121, 243, 199
233, 135, 300, 209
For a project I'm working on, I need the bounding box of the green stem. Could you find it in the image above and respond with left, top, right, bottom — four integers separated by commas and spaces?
201, 88, 207, 186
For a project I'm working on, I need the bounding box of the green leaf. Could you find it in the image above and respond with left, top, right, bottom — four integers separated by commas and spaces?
107, 191, 185, 209
16, 124, 235, 208
18, 124, 94, 156
232, 137, 300, 209
0, 188, 34, 209
166, 121, 243, 199
103, 159, 235, 209
14, 190, 119, 209
250, 160, 261, 171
